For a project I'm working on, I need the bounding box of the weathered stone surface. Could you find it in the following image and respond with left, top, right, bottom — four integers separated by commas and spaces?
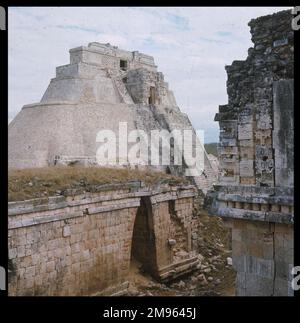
273, 80, 294, 187
8, 184, 198, 296
207, 10, 294, 296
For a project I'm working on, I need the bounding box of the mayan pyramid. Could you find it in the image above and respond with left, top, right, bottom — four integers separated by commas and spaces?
8, 42, 217, 193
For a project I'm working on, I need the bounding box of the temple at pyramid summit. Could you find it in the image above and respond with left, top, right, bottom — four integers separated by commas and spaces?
8, 42, 218, 193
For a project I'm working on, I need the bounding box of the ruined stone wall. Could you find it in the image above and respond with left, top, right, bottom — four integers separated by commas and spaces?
215, 10, 293, 186
210, 10, 294, 296
8, 182, 198, 296
126, 68, 172, 106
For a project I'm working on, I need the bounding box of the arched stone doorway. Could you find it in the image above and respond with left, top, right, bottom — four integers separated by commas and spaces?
129, 191, 199, 284
131, 197, 158, 277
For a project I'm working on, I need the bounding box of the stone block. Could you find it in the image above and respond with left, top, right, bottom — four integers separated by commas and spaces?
49, 271, 57, 281
34, 274, 43, 286
245, 255, 258, 274
49, 249, 59, 261
48, 239, 59, 251
46, 261, 55, 273
271, 204, 280, 212
9, 248, 17, 259
71, 263, 81, 273
239, 139, 253, 147
274, 260, 290, 281
233, 255, 246, 272
25, 265, 36, 277
262, 244, 274, 260
17, 246, 26, 258
232, 229, 242, 242
245, 273, 274, 296
274, 278, 290, 296
82, 250, 90, 261
25, 277, 34, 290
25, 247, 32, 256
236, 272, 246, 290
249, 243, 264, 258
256, 258, 274, 278
71, 242, 81, 254
273, 38, 288, 48
238, 123, 253, 140
63, 226, 71, 237
239, 160, 254, 177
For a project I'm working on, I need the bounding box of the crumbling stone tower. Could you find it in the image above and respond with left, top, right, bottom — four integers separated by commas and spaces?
209, 10, 294, 295
9, 42, 217, 194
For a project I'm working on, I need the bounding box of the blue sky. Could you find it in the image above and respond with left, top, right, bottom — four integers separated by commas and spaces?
8, 7, 290, 143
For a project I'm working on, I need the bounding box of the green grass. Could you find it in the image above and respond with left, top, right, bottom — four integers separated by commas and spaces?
204, 143, 218, 157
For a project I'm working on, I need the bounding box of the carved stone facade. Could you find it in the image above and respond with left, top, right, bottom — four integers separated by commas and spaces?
209, 10, 294, 296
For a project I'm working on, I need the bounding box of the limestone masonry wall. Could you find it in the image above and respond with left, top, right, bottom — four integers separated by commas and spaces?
8, 182, 198, 296
208, 10, 294, 296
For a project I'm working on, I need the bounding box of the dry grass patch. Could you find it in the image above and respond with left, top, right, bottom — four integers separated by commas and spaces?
8, 166, 187, 202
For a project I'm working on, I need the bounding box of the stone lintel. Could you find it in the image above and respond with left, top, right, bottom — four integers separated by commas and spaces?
217, 192, 294, 206
213, 206, 293, 224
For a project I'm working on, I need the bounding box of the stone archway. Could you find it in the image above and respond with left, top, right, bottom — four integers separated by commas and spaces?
131, 196, 158, 276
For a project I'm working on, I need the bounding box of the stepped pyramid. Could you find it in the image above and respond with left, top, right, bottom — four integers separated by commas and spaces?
8, 42, 217, 193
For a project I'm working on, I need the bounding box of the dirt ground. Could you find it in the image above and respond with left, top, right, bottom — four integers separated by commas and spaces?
125, 211, 236, 297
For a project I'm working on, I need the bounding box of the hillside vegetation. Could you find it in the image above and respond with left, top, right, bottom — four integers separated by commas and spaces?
204, 143, 218, 157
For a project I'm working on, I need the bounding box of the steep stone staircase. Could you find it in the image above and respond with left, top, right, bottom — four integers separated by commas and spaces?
152, 105, 218, 194
107, 69, 134, 104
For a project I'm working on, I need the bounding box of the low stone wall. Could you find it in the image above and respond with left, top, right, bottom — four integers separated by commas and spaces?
8, 181, 198, 296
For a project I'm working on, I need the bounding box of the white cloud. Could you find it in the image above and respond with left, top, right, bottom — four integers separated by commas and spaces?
8, 6, 291, 142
